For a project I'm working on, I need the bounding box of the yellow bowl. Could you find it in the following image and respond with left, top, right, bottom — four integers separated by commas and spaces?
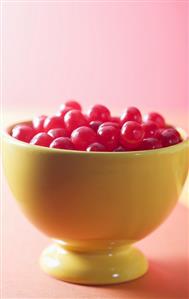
2, 121, 189, 285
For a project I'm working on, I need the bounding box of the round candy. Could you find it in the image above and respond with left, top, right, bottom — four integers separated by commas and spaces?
64, 110, 88, 133
30, 133, 53, 147
100, 122, 120, 128
120, 107, 142, 125
50, 137, 74, 150
57, 106, 72, 118
44, 115, 64, 131
144, 112, 165, 128
142, 121, 159, 138
48, 128, 67, 139
89, 121, 102, 132
12, 125, 35, 143
120, 121, 144, 149
32, 115, 46, 132
71, 126, 97, 150
60, 100, 82, 111
97, 125, 120, 151
141, 137, 162, 150
86, 142, 106, 152
159, 128, 181, 147
87, 104, 111, 122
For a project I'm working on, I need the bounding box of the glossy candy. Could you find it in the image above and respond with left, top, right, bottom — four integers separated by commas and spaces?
48, 128, 67, 139
57, 106, 72, 118
61, 100, 82, 111
159, 128, 181, 147
120, 107, 142, 125
32, 115, 46, 132
100, 122, 120, 128
142, 121, 159, 138
12, 125, 35, 143
89, 121, 102, 132
144, 112, 165, 128
141, 138, 162, 150
11, 102, 183, 151
86, 142, 106, 152
50, 137, 74, 150
120, 121, 144, 149
87, 104, 111, 122
30, 133, 53, 147
44, 115, 64, 131
71, 126, 97, 151
97, 125, 120, 151
64, 110, 88, 134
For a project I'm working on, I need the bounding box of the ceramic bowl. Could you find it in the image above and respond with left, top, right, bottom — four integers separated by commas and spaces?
2, 121, 189, 285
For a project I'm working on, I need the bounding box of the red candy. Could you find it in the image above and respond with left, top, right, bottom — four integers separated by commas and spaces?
11, 102, 183, 151
48, 128, 67, 139
56, 107, 73, 119
71, 126, 97, 151
50, 137, 74, 150
145, 112, 165, 128
141, 138, 162, 150
44, 115, 64, 131
97, 125, 120, 151
142, 121, 159, 138
120, 107, 142, 125
12, 125, 35, 143
32, 115, 46, 132
86, 142, 106, 152
64, 110, 88, 134
159, 128, 181, 147
111, 116, 120, 123
87, 104, 111, 122
30, 133, 53, 147
114, 146, 126, 152
61, 100, 81, 111
89, 121, 102, 132
57, 106, 72, 118
100, 122, 120, 128
120, 121, 144, 149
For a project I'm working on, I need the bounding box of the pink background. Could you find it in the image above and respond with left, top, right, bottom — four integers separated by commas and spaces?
2, 3, 189, 298
3, 2, 188, 127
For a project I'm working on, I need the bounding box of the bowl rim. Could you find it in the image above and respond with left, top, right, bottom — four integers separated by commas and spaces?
2, 120, 189, 156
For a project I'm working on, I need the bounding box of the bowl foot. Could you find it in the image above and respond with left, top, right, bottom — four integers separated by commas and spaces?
40, 241, 148, 285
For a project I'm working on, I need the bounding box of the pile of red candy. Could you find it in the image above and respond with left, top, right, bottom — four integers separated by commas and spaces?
11, 101, 182, 152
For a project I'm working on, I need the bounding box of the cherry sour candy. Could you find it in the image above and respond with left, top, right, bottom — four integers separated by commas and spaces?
11, 101, 183, 152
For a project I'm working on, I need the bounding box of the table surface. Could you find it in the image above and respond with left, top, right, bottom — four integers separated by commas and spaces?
1, 178, 189, 299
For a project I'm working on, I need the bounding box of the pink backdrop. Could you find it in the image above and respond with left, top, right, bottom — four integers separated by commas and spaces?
3, 2, 188, 127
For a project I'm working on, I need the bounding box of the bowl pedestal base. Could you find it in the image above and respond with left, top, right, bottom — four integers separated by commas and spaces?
40, 241, 148, 285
